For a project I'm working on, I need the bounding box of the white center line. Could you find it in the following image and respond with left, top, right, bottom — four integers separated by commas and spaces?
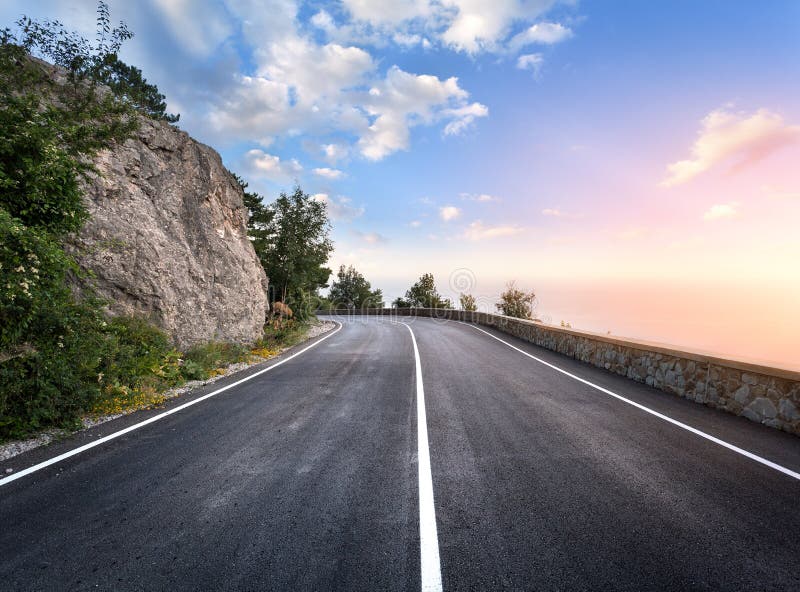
0, 322, 343, 488
460, 321, 800, 482
401, 322, 444, 592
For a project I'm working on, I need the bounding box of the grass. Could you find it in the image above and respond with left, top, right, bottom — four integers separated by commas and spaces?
86, 319, 313, 419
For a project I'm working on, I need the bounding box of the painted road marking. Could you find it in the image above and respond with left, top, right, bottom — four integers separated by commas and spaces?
460, 322, 800, 482
401, 322, 444, 592
0, 322, 343, 488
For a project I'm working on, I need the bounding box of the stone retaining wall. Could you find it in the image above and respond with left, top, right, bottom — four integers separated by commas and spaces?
324, 308, 800, 435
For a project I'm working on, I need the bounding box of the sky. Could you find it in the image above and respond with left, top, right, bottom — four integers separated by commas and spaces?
3, 1, 799, 367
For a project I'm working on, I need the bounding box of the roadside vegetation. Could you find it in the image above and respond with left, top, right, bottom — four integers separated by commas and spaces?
496, 281, 537, 319
392, 273, 452, 308
459, 293, 478, 312
0, 5, 327, 442
325, 265, 384, 309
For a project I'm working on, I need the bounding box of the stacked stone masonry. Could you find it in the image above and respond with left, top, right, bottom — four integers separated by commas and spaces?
326, 308, 800, 436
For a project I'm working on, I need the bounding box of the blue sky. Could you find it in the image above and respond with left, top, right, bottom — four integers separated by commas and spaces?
4, 1, 800, 362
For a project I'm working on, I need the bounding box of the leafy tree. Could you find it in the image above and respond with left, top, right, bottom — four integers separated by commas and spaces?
392, 296, 411, 308
496, 281, 537, 319
233, 173, 274, 262
404, 273, 452, 309
259, 187, 333, 317
459, 293, 477, 312
13, 2, 179, 122
328, 265, 384, 309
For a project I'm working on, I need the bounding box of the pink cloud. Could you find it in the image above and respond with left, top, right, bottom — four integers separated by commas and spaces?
662, 107, 800, 187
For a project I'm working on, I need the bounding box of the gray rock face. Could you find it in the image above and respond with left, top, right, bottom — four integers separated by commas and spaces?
69, 117, 268, 349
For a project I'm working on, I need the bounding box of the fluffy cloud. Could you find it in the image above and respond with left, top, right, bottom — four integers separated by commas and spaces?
703, 203, 739, 221
440, 0, 560, 54
358, 67, 487, 159
508, 22, 572, 52
541, 208, 564, 216
312, 194, 365, 221
517, 53, 544, 75
242, 149, 302, 181
313, 0, 572, 58
313, 167, 345, 179
439, 206, 462, 221
341, 0, 433, 25
662, 107, 800, 187
463, 220, 524, 240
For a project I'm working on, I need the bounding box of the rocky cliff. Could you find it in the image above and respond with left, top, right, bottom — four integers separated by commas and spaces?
69, 117, 269, 349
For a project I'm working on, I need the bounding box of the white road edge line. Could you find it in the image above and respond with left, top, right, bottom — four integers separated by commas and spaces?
401, 322, 444, 592
459, 321, 800, 482
0, 321, 343, 488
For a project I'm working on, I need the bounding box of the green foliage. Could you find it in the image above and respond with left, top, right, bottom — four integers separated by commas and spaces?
0, 42, 136, 235
0, 6, 183, 440
232, 172, 274, 262
404, 273, 452, 309
392, 296, 412, 308
255, 319, 308, 351
496, 281, 537, 319
183, 342, 250, 376
257, 187, 333, 319
10, 2, 179, 122
459, 292, 478, 312
328, 265, 384, 309
0, 210, 74, 347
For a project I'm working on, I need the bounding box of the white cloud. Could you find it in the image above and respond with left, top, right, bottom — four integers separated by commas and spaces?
703, 202, 739, 221
242, 149, 302, 181
322, 143, 350, 163
508, 22, 572, 52
440, 0, 558, 54
313, 167, 345, 179
461, 193, 499, 202
662, 107, 800, 187
312, 194, 365, 221
463, 220, 524, 240
342, 0, 433, 25
409, 220, 422, 227
393, 32, 424, 47
517, 53, 544, 75
442, 102, 490, 135
541, 208, 564, 216
358, 66, 487, 159
439, 205, 462, 221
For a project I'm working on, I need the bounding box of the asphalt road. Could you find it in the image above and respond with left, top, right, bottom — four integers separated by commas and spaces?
1, 315, 799, 591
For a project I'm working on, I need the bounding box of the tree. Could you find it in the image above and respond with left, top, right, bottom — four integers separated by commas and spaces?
328, 265, 384, 309
404, 273, 452, 309
258, 187, 333, 317
233, 173, 274, 263
459, 293, 477, 312
496, 281, 537, 319
13, 2, 179, 122
392, 296, 411, 308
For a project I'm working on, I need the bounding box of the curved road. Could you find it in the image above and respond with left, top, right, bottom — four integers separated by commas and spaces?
1, 315, 799, 591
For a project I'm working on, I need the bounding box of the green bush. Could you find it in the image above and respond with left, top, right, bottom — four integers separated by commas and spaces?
183, 342, 250, 373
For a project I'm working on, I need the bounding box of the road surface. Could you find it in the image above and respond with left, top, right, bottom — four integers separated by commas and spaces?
1, 315, 799, 591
